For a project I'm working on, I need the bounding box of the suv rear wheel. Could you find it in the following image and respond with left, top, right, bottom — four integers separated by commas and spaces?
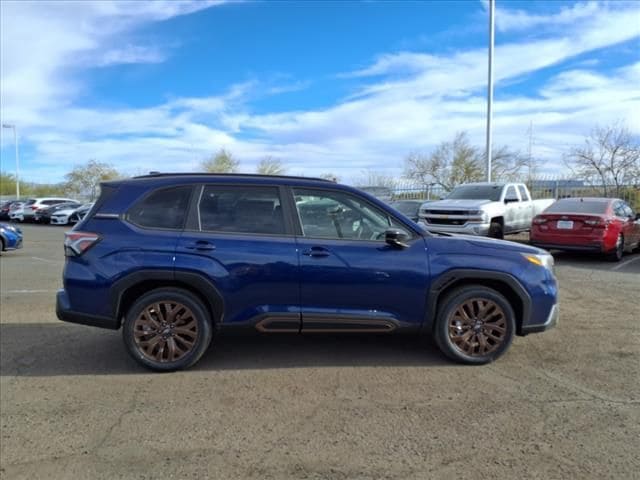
122, 288, 213, 371
434, 286, 515, 364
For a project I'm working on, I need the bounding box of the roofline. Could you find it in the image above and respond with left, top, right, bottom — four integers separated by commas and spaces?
131, 172, 333, 183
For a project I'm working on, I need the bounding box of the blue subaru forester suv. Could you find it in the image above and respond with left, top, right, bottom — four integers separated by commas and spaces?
57, 174, 558, 371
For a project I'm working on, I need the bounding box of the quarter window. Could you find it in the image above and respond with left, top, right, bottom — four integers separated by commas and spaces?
293, 188, 409, 241
198, 186, 286, 235
128, 186, 192, 230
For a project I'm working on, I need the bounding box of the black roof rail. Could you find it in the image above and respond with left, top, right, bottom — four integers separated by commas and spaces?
132, 172, 334, 182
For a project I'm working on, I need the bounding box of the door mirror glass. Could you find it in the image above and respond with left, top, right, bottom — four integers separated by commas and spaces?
384, 229, 410, 248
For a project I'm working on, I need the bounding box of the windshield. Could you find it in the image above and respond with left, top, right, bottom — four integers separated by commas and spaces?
446, 185, 502, 201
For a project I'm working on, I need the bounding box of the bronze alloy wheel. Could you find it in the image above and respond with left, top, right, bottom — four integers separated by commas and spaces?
447, 297, 507, 357
133, 301, 199, 363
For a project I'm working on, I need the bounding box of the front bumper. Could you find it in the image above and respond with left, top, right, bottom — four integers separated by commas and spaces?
521, 303, 558, 334
421, 221, 490, 236
56, 289, 119, 329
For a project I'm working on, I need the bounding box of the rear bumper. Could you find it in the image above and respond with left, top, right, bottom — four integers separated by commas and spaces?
531, 242, 604, 253
522, 304, 558, 334
56, 289, 119, 329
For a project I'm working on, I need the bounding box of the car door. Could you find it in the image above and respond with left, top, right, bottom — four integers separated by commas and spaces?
291, 187, 431, 332
619, 201, 640, 247
502, 185, 521, 233
175, 184, 301, 331
517, 185, 533, 231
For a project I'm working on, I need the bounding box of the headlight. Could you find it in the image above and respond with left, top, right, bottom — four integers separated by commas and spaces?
522, 253, 554, 270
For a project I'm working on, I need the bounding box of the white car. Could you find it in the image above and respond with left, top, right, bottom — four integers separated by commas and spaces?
21, 197, 78, 222
50, 203, 94, 225
8, 203, 25, 222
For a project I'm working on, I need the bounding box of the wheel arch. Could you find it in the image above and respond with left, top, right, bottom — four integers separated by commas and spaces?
111, 269, 224, 329
426, 269, 531, 336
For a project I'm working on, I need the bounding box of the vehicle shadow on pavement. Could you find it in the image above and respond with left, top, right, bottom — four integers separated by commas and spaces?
0, 323, 450, 376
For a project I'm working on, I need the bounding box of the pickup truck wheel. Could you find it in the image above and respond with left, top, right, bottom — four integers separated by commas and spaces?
488, 221, 503, 239
122, 288, 213, 372
434, 286, 515, 364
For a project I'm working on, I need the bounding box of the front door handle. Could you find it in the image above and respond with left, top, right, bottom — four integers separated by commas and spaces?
302, 247, 330, 258
186, 241, 216, 251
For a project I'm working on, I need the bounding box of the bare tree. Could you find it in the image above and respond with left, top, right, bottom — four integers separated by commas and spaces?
64, 159, 121, 201
405, 132, 483, 191
490, 146, 535, 182
319, 173, 340, 182
566, 123, 640, 196
200, 148, 239, 173
353, 170, 397, 188
256, 156, 286, 175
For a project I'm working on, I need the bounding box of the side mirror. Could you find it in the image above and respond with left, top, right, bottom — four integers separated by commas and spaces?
385, 229, 409, 248
504, 198, 518, 204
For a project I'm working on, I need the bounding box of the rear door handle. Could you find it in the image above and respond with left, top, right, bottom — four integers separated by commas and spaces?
186, 241, 216, 251
302, 247, 330, 258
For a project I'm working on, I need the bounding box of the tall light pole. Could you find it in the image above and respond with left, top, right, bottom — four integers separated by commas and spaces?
2, 124, 20, 199
485, 0, 495, 182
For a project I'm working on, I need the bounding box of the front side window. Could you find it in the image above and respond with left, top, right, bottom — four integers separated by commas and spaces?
198, 185, 286, 235
128, 186, 192, 230
504, 186, 519, 202
293, 188, 409, 241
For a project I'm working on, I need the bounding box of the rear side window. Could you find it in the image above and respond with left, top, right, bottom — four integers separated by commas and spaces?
517, 185, 530, 201
128, 186, 192, 230
198, 186, 286, 235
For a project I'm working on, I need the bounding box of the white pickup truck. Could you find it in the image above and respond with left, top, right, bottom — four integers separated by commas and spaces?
419, 182, 555, 238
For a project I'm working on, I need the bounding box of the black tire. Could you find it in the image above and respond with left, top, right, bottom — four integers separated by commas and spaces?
122, 287, 213, 372
488, 221, 504, 239
434, 286, 516, 365
606, 234, 624, 262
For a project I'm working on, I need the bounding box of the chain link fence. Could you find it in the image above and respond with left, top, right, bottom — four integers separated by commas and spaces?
379, 178, 639, 210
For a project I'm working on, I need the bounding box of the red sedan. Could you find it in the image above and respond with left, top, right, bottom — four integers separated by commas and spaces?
531, 197, 640, 261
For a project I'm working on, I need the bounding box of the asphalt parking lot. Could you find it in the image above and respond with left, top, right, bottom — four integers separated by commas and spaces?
1, 225, 638, 479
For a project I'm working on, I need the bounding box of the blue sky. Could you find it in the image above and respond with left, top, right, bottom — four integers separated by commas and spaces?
1, 0, 639, 183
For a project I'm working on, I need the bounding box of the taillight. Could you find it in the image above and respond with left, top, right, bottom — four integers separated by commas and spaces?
30, 205, 38, 210
64, 231, 100, 256
584, 218, 609, 228
533, 217, 548, 225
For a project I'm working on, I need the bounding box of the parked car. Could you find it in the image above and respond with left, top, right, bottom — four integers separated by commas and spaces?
0, 222, 23, 253
57, 173, 558, 372
34, 201, 81, 224
20, 197, 78, 222
8, 202, 25, 222
419, 183, 555, 238
530, 197, 640, 261
0, 200, 20, 220
389, 199, 427, 222
68, 203, 94, 224
50, 203, 90, 225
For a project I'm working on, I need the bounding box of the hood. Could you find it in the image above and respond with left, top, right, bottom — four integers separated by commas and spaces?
423, 199, 494, 210
437, 233, 544, 255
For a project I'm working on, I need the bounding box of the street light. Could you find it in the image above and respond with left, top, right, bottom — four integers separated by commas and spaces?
2, 123, 20, 199
485, 0, 495, 182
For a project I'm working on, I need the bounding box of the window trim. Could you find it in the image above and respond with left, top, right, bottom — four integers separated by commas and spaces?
192, 183, 294, 237
288, 186, 420, 242
125, 185, 195, 232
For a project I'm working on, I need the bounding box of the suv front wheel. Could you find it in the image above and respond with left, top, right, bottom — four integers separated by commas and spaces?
434, 286, 515, 364
122, 288, 213, 371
